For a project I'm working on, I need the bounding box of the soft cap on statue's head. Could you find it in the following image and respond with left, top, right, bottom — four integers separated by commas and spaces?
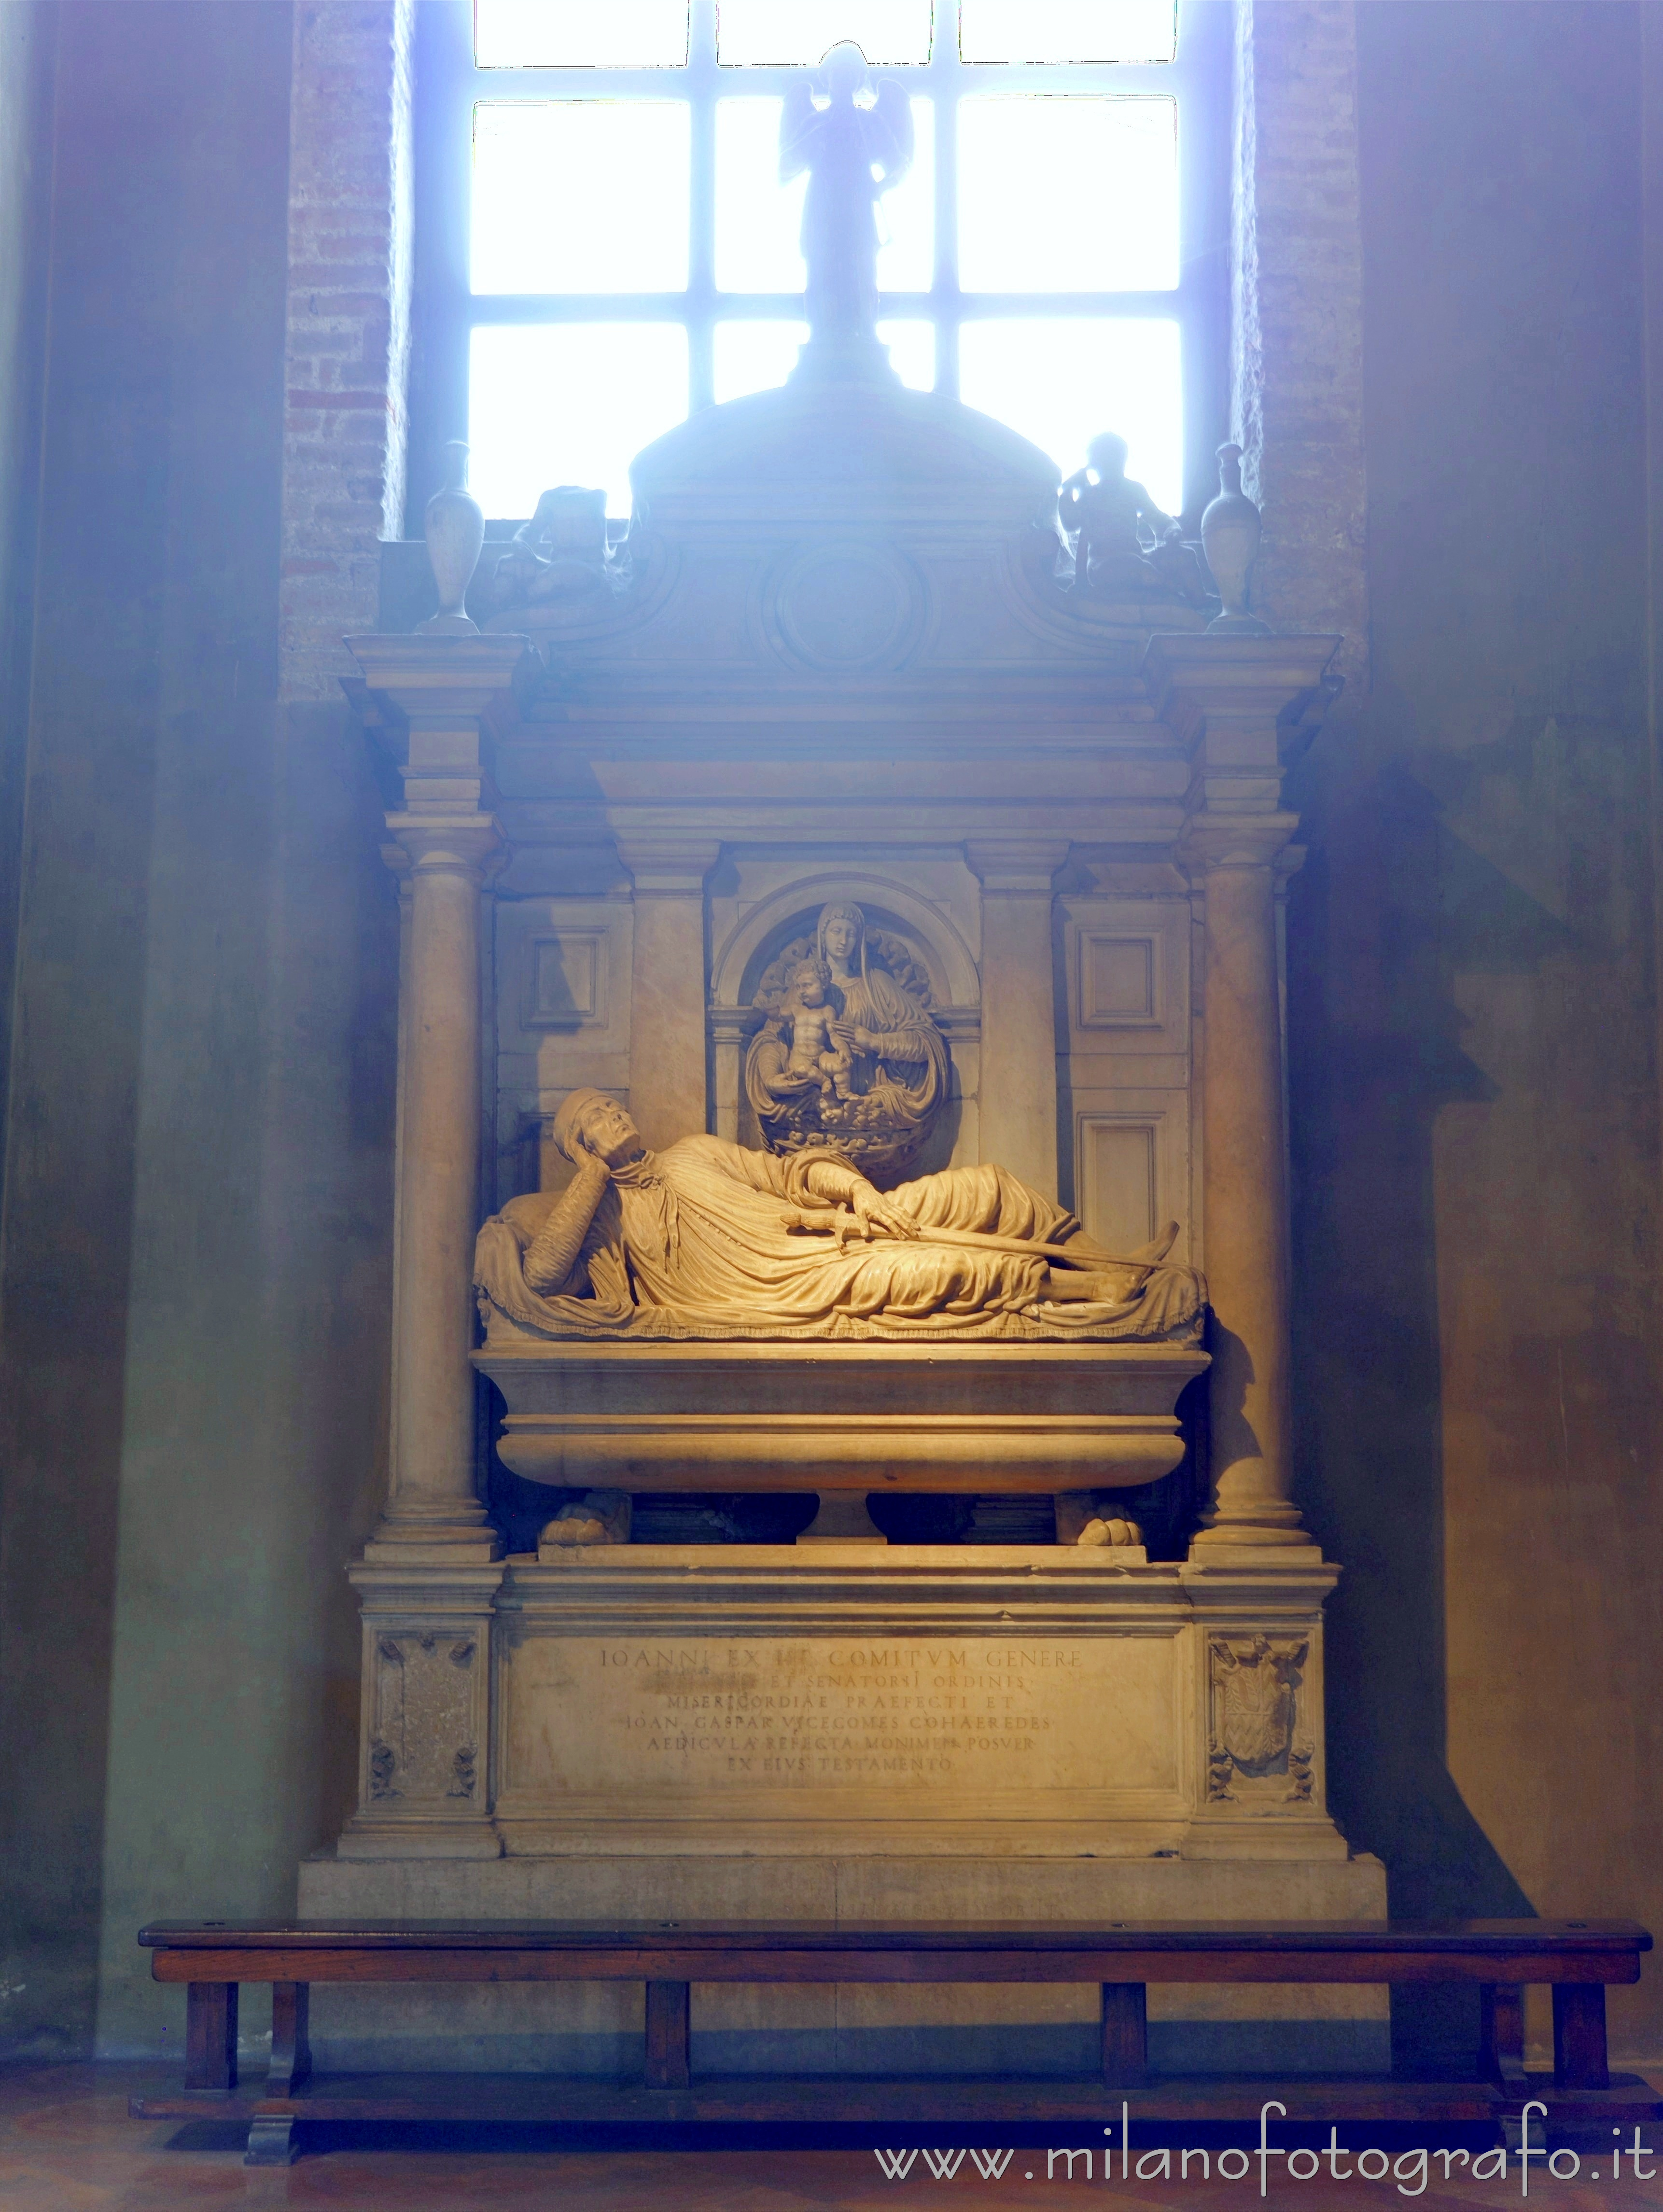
552, 1087, 641, 1166
818, 40, 869, 98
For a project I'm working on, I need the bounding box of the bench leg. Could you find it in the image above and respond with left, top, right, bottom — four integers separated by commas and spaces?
245, 2114, 299, 2166
1480, 1982, 1525, 2084
1101, 1982, 1148, 2089
645, 1979, 691, 2090
1552, 1984, 1609, 2090
267, 1982, 311, 2095
184, 1981, 238, 2093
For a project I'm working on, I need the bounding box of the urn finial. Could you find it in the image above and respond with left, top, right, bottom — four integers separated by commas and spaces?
418, 439, 486, 635
1201, 441, 1272, 636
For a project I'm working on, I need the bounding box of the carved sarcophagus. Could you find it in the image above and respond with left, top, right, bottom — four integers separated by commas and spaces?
476, 1339, 1208, 1498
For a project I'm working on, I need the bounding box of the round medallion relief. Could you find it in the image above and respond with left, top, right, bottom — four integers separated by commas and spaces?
769, 542, 924, 671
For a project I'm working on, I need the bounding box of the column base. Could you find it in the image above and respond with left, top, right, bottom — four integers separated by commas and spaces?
1192, 1524, 1318, 1552
364, 1503, 502, 1566
363, 1534, 503, 1566
1188, 1540, 1327, 1566
1191, 1498, 1312, 1551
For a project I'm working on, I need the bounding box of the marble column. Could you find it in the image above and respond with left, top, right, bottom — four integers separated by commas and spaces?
1185, 819, 1306, 1549
1149, 634, 1339, 1555
348, 635, 526, 1563
966, 840, 1069, 1199
616, 838, 721, 1152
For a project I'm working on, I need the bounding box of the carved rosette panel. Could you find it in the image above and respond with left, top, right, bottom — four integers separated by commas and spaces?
1206, 1635, 1314, 1805
367, 1631, 481, 1805
762, 540, 927, 672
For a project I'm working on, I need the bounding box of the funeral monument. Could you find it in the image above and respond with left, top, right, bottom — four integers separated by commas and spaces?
306, 46, 1382, 2079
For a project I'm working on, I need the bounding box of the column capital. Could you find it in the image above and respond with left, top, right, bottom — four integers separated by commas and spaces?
616, 837, 722, 897
1140, 632, 1343, 736
964, 839, 1071, 895
708, 1005, 755, 1046
345, 631, 533, 714
346, 633, 531, 817
1177, 812, 1302, 878
383, 812, 506, 884
1144, 633, 1342, 821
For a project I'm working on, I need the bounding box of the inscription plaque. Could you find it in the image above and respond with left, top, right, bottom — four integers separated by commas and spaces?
498, 1633, 1186, 1823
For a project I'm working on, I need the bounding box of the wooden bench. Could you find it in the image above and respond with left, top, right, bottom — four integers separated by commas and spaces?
131, 1917, 1662, 2166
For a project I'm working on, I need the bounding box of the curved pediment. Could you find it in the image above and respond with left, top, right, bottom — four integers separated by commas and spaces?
630, 376, 1061, 536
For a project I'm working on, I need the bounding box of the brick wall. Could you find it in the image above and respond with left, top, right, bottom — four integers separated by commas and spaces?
1233, 0, 1370, 690
279, 0, 414, 702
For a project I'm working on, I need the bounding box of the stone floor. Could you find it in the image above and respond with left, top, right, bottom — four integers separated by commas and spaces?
0, 2063, 1655, 2212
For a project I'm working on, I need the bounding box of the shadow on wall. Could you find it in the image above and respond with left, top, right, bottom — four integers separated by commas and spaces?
1286, 716, 1578, 2062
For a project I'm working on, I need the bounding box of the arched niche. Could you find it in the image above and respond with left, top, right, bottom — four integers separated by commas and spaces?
709, 872, 980, 1012
707, 873, 980, 1165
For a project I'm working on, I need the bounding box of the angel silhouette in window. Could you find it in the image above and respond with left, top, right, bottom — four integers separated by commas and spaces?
781, 42, 914, 348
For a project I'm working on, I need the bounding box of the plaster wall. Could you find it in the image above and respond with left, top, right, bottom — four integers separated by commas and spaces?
0, 0, 397, 2059
1289, 0, 1663, 2062
0, 0, 51, 1195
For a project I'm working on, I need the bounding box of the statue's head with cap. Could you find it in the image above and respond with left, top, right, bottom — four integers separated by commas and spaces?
552, 1088, 646, 1170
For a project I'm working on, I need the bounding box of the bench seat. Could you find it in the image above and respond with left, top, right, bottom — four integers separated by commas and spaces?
131, 1917, 1663, 2166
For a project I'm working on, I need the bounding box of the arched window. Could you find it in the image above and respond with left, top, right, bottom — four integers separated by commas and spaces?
409, 0, 1228, 528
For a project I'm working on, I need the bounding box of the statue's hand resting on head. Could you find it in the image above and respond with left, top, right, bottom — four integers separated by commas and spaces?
520, 1093, 642, 1296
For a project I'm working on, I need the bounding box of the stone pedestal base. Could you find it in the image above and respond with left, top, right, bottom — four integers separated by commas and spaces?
319, 1542, 1384, 2076
340, 1545, 1344, 1860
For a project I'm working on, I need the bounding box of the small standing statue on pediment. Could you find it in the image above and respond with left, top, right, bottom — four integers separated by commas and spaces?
1060, 432, 1211, 608
745, 902, 948, 1185
781, 42, 914, 362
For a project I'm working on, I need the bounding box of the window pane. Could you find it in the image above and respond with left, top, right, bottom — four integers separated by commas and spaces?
714, 320, 809, 402
958, 97, 1176, 292
877, 318, 934, 391
715, 101, 802, 292
468, 324, 689, 518
472, 103, 690, 294
960, 0, 1175, 63
475, 0, 689, 67
715, 98, 932, 294
877, 100, 933, 293
718, 0, 932, 65
959, 318, 1182, 514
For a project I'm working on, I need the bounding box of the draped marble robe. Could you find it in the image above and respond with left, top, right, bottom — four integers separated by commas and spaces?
475, 1134, 1203, 1345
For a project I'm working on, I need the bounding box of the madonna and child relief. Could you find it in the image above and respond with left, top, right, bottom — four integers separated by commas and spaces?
744, 902, 949, 1184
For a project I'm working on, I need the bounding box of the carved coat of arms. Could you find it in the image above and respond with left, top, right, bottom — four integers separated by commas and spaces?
1209, 1636, 1308, 1792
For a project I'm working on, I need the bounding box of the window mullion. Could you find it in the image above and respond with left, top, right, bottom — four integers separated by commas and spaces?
686, 0, 717, 410
934, 6, 962, 399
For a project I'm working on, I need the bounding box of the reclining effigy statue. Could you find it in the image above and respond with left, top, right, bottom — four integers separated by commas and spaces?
474, 1087, 1204, 1347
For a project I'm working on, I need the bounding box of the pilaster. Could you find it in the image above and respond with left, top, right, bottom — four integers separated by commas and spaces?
966, 840, 1070, 1199
338, 1561, 506, 1859
615, 837, 722, 1152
